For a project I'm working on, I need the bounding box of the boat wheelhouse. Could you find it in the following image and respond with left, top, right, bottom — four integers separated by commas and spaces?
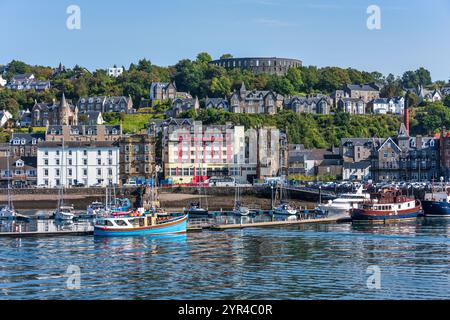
351, 189, 421, 223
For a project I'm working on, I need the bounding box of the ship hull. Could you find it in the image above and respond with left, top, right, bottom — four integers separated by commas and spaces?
422, 201, 450, 217
94, 215, 188, 236
351, 207, 421, 223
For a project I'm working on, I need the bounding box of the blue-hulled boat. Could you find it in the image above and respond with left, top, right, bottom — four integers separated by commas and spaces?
422, 190, 450, 217
94, 213, 188, 236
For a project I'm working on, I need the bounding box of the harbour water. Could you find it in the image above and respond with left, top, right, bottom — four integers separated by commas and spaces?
0, 216, 449, 300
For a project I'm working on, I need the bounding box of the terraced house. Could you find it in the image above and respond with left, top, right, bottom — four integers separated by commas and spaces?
119, 133, 156, 185
77, 95, 134, 113
229, 82, 283, 114
283, 95, 332, 114
32, 93, 78, 126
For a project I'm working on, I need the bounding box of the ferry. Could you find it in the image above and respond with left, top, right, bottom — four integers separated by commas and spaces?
351, 189, 421, 223
422, 189, 450, 217
94, 212, 188, 236
317, 186, 370, 218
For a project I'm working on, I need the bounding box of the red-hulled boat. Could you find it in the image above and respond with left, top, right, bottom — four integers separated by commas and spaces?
351, 189, 421, 223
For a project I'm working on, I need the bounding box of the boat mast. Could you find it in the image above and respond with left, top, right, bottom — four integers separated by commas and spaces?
6, 147, 13, 210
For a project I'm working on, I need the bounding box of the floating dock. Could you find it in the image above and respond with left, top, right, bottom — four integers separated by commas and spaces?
210, 216, 351, 230
0, 230, 94, 238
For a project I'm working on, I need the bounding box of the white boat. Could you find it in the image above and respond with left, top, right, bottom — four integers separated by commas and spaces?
273, 178, 297, 215
273, 203, 297, 215
317, 186, 370, 218
55, 205, 75, 221
0, 206, 17, 220
233, 202, 251, 216
232, 182, 250, 216
87, 201, 105, 217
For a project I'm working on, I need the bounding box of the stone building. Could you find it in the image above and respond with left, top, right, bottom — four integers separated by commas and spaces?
77, 96, 134, 113
165, 97, 200, 118
337, 98, 366, 114
371, 124, 440, 182
9, 132, 45, 157
245, 127, 283, 180
0, 156, 37, 187
283, 95, 332, 114
119, 133, 156, 185
205, 98, 229, 111
439, 128, 450, 180
230, 82, 283, 114
45, 125, 122, 142
32, 94, 78, 126
210, 57, 302, 76
343, 84, 380, 103
149, 82, 177, 101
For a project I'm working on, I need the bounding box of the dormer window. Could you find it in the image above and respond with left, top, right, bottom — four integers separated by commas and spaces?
32, 139, 37, 145
16, 160, 24, 167
21, 139, 26, 145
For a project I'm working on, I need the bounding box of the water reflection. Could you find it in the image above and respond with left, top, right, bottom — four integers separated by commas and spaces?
0, 215, 449, 300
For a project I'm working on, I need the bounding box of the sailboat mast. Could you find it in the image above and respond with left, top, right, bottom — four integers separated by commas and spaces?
6, 147, 12, 210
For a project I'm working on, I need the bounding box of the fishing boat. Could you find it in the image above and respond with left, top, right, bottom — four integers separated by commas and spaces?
317, 186, 370, 218
94, 213, 188, 236
351, 189, 421, 223
422, 186, 450, 217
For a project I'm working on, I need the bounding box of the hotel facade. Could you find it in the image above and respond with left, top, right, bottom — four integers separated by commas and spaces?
37, 141, 120, 188
161, 120, 282, 184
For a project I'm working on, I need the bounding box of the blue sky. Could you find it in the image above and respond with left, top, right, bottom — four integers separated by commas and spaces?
1, 0, 450, 80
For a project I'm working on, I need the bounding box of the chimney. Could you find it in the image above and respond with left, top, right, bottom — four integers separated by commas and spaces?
404, 95, 410, 134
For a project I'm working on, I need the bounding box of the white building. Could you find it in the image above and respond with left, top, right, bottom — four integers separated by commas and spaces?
342, 161, 371, 181
107, 67, 124, 78
0, 110, 12, 127
371, 97, 405, 115
37, 141, 120, 188
0, 75, 6, 87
